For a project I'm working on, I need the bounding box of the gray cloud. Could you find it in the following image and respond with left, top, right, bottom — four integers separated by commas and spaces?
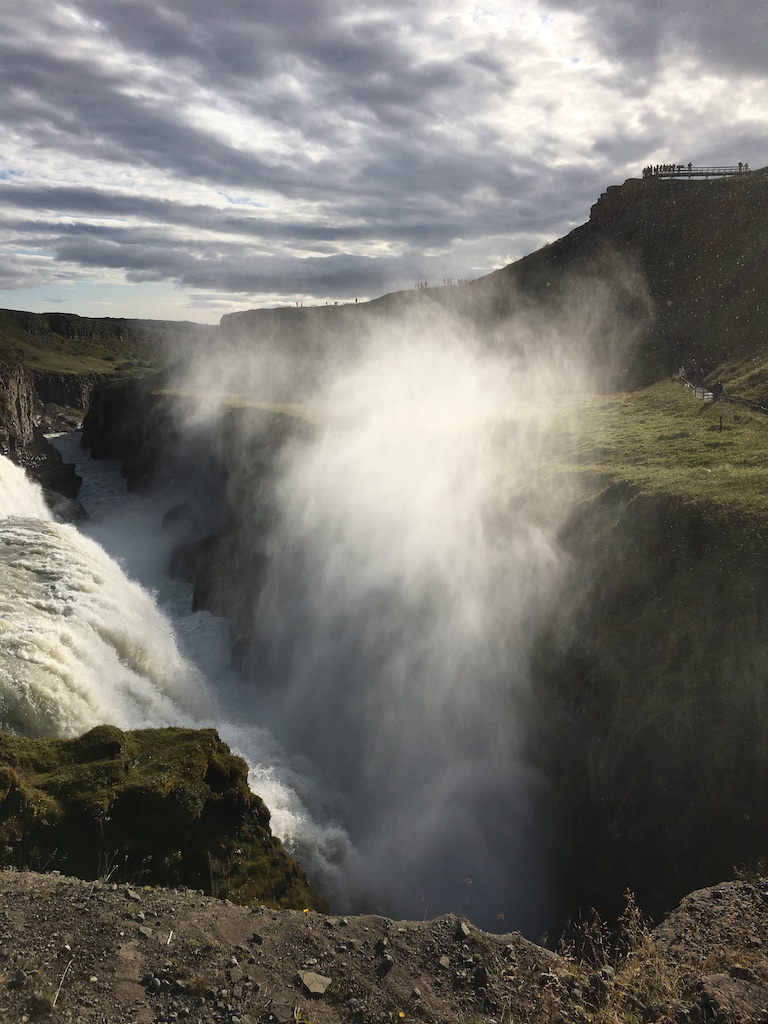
547, 0, 768, 75
1, 0, 766, 316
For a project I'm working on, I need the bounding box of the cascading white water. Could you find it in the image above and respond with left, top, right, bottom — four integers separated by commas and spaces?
0, 448, 352, 902
0, 455, 212, 735
0, 457, 50, 519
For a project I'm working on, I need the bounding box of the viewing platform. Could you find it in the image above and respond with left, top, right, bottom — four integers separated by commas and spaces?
642, 163, 750, 179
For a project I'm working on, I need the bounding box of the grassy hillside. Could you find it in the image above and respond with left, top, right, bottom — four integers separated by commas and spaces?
472, 167, 768, 383
0, 309, 154, 375
0, 308, 216, 378
541, 375, 768, 519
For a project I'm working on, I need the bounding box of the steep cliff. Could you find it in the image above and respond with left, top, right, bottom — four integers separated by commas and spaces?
488, 167, 768, 379
31, 370, 105, 411
0, 350, 35, 456
80, 375, 181, 490
530, 483, 768, 926
0, 350, 82, 508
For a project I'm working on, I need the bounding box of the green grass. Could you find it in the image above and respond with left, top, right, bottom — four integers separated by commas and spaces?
543, 377, 768, 519
706, 355, 768, 405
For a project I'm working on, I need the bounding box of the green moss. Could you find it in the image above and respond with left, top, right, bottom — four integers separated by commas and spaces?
0, 727, 324, 911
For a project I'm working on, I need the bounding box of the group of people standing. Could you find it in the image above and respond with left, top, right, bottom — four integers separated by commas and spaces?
643, 163, 694, 177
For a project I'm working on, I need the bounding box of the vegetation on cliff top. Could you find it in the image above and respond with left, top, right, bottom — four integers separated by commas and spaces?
0, 308, 194, 377
0, 725, 324, 911
541, 375, 768, 521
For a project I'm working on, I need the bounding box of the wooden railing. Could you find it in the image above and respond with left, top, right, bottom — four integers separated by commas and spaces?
679, 373, 768, 415
680, 374, 714, 400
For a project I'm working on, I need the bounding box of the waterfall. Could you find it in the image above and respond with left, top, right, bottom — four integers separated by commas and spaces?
2, 444, 352, 905
0, 456, 51, 519
0, 454, 212, 736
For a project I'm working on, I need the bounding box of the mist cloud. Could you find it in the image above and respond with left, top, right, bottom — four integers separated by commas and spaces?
163, 277, 639, 930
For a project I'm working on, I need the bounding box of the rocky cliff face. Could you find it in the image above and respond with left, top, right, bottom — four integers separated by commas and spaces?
0, 351, 35, 456
80, 375, 180, 490
186, 408, 309, 667
491, 168, 768, 379
529, 483, 768, 926
0, 351, 83, 510
31, 369, 105, 411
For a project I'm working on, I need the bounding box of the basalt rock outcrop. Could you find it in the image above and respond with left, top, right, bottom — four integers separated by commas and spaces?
31, 369, 105, 413
81, 375, 180, 490
187, 408, 309, 669
0, 351, 82, 510
0, 350, 35, 457
81, 383, 302, 668
491, 167, 768, 378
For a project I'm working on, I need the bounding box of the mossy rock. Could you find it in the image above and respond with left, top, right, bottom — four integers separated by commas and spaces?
0, 727, 324, 911
68, 724, 126, 762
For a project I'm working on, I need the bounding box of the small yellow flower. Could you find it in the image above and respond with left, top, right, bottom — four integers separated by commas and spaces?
398, 1013, 406, 1019
303, 908, 310, 914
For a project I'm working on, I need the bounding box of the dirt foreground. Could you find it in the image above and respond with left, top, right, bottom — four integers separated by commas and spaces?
1, 871, 768, 1023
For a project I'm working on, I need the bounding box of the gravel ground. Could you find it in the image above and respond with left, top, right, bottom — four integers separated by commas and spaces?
0, 870, 562, 1024
1, 871, 768, 1023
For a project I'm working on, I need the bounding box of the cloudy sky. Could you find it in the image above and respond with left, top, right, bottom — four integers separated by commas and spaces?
1, 1, 766, 323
